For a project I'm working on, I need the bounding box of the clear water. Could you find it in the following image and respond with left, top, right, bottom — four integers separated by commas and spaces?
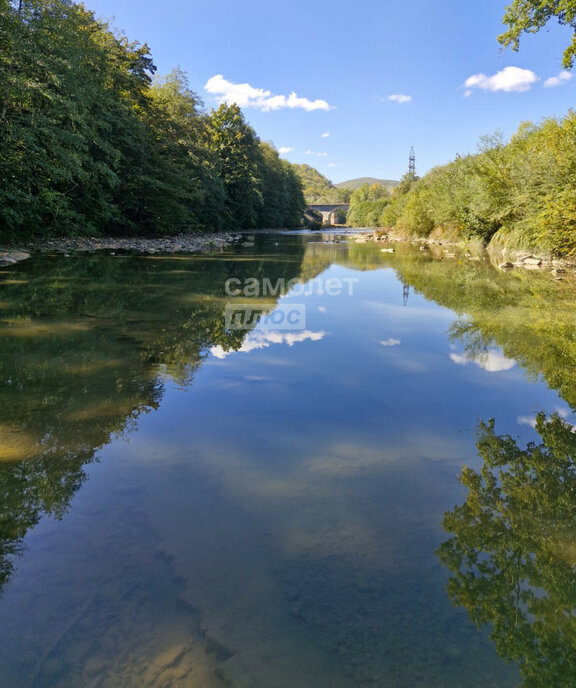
1, 233, 575, 687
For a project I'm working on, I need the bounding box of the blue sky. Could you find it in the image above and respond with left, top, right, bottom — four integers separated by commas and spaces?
87, 0, 575, 182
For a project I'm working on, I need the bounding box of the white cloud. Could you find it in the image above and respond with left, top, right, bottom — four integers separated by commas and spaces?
306, 150, 328, 157
278, 146, 293, 154
450, 350, 516, 372
204, 74, 333, 112
544, 70, 572, 88
463, 66, 539, 94
321, 131, 330, 138
517, 415, 537, 428
210, 330, 326, 359
388, 94, 412, 104
380, 338, 401, 347
328, 162, 343, 168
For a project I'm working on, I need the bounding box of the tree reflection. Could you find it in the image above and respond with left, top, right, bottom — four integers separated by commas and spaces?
437, 413, 576, 686
0, 235, 305, 593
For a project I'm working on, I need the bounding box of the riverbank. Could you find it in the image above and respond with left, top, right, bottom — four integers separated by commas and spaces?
0, 232, 237, 267
350, 229, 573, 275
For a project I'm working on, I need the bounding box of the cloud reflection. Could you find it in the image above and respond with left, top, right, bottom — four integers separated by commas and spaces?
210, 330, 326, 359
450, 350, 516, 372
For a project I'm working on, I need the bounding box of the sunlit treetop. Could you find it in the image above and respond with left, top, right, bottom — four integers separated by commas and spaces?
499, 0, 576, 68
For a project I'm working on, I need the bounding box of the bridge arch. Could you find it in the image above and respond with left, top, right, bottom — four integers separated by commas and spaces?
307, 204, 349, 227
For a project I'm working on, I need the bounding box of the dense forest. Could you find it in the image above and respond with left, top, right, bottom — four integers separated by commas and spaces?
292, 164, 351, 204
0, 0, 306, 240
348, 113, 576, 256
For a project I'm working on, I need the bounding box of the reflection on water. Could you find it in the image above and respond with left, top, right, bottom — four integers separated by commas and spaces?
0, 234, 575, 686
438, 413, 576, 686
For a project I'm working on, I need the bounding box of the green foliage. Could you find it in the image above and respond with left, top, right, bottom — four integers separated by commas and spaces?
292, 164, 349, 204
257, 143, 306, 228
204, 103, 264, 228
395, 188, 434, 236
536, 187, 576, 256
347, 183, 391, 227
499, 0, 576, 68
438, 413, 576, 686
0, 1, 305, 239
292, 164, 334, 203
368, 112, 576, 254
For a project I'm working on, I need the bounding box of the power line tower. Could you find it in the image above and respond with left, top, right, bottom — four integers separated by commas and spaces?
402, 281, 410, 307
409, 147, 416, 177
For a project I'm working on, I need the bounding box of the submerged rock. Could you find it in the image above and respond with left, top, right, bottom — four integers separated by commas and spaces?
0, 250, 31, 266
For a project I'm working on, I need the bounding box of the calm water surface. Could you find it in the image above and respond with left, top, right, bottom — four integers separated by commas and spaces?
0, 233, 575, 687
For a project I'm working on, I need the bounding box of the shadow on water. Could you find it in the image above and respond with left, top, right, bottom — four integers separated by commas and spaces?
437, 412, 576, 687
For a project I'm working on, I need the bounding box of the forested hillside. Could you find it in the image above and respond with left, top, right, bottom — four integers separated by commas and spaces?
293, 164, 351, 204
353, 114, 576, 256
0, 1, 305, 240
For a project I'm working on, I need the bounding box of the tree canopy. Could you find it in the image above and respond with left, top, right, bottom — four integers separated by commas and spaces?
363, 112, 576, 255
499, 0, 576, 68
0, 1, 305, 239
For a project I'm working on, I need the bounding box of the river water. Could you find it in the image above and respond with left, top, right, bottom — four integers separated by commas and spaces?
0, 232, 574, 687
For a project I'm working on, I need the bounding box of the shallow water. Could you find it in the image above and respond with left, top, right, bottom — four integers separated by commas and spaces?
1, 233, 575, 687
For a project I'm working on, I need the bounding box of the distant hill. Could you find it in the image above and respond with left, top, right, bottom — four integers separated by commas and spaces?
292, 167, 399, 205
293, 164, 348, 204
335, 177, 399, 191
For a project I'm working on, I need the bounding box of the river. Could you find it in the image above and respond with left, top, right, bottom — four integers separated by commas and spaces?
0, 232, 574, 687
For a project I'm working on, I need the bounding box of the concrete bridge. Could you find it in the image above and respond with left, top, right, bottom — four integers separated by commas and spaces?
307, 204, 349, 226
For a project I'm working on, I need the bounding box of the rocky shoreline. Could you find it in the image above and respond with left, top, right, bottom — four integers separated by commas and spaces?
350, 229, 573, 275
0, 232, 237, 267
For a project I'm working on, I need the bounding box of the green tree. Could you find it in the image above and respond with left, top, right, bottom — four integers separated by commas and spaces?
347, 183, 391, 227
438, 413, 576, 687
256, 143, 305, 228
205, 103, 264, 228
499, 0, 576, 68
